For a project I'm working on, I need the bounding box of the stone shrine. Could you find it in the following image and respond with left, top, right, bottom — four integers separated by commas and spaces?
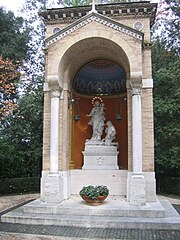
38, 0, 158, 206
2, 1, 180, 229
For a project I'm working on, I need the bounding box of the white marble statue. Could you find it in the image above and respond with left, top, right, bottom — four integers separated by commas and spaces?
86, 100, 105, 141
104, 121, 116, 146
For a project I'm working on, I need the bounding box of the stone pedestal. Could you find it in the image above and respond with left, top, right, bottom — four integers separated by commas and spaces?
41, 171, 70, 203
82, 142, 119, 170
129, 174, 146, 206
41, 174, 63, 203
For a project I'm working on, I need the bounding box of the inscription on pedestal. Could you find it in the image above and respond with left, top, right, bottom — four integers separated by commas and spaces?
82, 143, 119, 170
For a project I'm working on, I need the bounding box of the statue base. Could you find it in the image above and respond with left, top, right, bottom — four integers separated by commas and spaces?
82, 143, 119, 170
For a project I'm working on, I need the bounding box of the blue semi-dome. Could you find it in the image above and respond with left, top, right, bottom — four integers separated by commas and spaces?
73, 60, 126, 96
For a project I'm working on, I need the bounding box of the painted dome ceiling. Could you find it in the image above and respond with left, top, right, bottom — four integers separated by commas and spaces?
73, 60, 126, 96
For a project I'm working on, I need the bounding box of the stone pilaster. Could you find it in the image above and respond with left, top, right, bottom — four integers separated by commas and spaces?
41, 86, 65, 203
128, 78, 146, 206
131, 82, 143, 174
49, 89, 60, 175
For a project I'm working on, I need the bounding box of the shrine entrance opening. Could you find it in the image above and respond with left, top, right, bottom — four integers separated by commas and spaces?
70, 59, 128, 170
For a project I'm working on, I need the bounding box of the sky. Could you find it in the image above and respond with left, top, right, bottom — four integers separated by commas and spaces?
0, 0, 160, 14
0, 0, 65, 14
0, 0, 25, 12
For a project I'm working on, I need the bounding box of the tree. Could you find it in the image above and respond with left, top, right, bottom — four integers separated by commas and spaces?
152, 0, 180, 177
0, 58, 20, 118
164, 0, 180, 52
61, 0, 90, 6
0, 3, 44, 179
154, 0, 180, 54
0, 7, 30, 61
153, 41, 180, 176
61, 0, 136, 7
0, 7, 31, 119
0, 85, 43, 179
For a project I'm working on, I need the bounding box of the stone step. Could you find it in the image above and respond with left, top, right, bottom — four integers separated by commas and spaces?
1, 197, 180, 230
22, 199, 165, 218
1, 206, 180, 230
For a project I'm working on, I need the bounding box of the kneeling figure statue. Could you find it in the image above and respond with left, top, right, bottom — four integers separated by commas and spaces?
105, 121, 116, 146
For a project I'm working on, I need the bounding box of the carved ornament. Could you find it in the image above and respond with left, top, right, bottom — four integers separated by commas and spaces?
46, 12, 143, 46
130, 82, 142, 96
51, 89, 61, 98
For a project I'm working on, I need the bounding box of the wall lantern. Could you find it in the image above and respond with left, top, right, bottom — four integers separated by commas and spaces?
68, 97, 80, 123
116, 96, 123, 122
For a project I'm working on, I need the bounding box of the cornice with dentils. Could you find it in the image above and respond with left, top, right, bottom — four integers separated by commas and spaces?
46, 11, 144, 47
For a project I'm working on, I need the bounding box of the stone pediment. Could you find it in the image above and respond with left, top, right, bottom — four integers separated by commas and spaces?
46, 12, 144, 47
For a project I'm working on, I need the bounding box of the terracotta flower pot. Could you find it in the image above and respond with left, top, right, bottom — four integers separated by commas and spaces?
80, 195, 108, 205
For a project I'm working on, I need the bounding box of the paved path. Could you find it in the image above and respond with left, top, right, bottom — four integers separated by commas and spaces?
0, 194, 180, 240
0, 222, 180, 240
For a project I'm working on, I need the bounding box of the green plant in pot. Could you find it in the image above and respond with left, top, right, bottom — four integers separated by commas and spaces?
79, 185, 109, 205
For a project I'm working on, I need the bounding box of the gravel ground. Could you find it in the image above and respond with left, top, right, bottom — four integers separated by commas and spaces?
157, 194, 180, 205
0, 193, 179, 240
0, 194, 81, 240
0, 194, 40, 212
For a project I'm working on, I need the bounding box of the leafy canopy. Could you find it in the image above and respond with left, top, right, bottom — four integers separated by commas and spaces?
0, 7, 31, 61
0, 58, 21, 118
153, 0, 180, 176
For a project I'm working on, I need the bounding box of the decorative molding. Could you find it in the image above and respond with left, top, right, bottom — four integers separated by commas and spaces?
46, 12, 143, 46
40, 2, 157, 27
133, 21, 144, 31
47, 75, 60, 88
142, 78, 153, 88
143, 42, 153, 50
52, 27, 61, 34
129, 73, 142, 96
130, 83, 142, 96
51, 89, 61, 98
44, 82, 50, 92
89, 0, 97, 14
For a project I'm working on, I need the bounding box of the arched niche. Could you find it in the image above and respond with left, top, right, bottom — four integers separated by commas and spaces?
70, 59, 128, 169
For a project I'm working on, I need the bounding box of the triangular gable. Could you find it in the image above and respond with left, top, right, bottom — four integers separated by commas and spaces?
46, 12, 144, 46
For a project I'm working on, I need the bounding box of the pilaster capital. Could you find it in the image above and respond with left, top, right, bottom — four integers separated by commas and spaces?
128, 72, 142, 96
47, 75, 62, 90
44, 83, 50, 92
51, 89, 61, 98
130, 82, 142, 96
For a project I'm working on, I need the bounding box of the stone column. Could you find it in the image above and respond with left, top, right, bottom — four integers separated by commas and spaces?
41, 88, 64, 203
49, 89, 60, 175
131, 84, 143, 174
129, 81, 146, 206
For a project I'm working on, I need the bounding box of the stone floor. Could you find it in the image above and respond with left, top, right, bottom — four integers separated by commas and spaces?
0, 193, 180, 240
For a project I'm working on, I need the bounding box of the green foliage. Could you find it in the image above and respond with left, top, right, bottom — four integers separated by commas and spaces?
154, 0, 180, 55
152, 40, 180, 176
157, 176, 180, 195
63, 0, 91, 6
164, 0, 180, 54
0, 7, 31, 61
62, 0, 136, 6
152, 0, 180, 178
79, 185, 109, 199
0, 85, 43, 179
0, 1, 45, 187
0, 177, 40, 195
0, 57, 21, 118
